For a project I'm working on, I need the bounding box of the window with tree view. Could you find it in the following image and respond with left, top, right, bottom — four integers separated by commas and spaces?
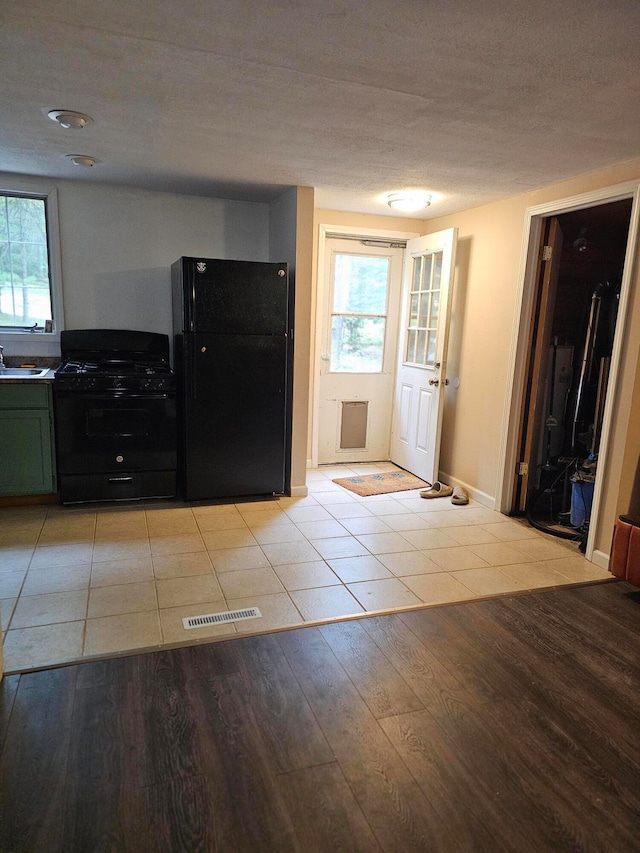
0, 193, 53, 331
330, 253, 390, 372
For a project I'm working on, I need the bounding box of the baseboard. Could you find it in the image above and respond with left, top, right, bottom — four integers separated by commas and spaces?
591, 549, 610, 571
438, 471, 496, 510
290, 484, 309, 497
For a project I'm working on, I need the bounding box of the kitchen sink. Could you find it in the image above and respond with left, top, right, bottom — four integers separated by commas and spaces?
0, 367, 50, 378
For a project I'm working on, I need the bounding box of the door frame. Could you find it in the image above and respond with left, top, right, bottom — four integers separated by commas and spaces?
496, 180, 640, 564
311, 224, 420, 468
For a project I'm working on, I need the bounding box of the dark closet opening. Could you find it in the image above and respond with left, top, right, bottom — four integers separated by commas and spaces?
515, 197, 633, 547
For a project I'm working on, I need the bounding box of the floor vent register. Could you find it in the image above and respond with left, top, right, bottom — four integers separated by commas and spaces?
182, 607, 262, 630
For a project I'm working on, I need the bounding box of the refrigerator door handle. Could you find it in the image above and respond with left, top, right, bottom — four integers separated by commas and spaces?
188, 336, 197, 399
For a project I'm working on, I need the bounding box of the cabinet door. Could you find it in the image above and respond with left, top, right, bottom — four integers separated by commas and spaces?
0, 409, 55, 495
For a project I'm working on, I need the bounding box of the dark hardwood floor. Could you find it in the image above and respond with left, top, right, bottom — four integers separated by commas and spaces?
2, 579, 640, 852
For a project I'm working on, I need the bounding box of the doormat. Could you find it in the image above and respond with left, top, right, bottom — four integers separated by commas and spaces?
332, 471, 430, 497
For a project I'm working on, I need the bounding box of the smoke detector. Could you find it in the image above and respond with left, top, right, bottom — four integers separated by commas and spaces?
66, 154, 98, 167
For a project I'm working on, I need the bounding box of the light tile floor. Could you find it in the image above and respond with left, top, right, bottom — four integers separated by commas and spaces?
0, 463, 612, 672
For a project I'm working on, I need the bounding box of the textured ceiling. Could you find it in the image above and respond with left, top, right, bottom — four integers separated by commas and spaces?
2, 0, 640, 217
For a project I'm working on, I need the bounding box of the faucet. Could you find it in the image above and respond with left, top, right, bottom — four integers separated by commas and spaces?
0, 345, 5, 370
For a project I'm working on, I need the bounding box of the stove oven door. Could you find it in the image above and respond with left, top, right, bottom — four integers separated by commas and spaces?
54, 391, 177, 502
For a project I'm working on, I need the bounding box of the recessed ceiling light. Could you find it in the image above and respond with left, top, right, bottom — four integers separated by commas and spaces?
66, 154, 98, 167
48, 110, 93, 130
386, 191, 432, 212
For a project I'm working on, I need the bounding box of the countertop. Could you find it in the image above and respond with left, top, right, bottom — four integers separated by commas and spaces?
0, 368, 56, 384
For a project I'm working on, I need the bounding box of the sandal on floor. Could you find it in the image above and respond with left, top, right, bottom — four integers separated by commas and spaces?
420, 481, 453, 499
451, 486, 469, 505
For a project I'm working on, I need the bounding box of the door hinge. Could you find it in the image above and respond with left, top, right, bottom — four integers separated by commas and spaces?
541, 245, 553, 261
518, 461, 529, 476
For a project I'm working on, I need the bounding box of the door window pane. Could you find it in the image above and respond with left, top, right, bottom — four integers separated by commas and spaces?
333, 254, 389, 314
404, 250, 443, 367
329, 252, 390, 373
331, 316, 385, 372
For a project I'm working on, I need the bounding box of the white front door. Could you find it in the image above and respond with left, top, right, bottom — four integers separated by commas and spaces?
317, 238, 404, 464
390, 228, 457, 484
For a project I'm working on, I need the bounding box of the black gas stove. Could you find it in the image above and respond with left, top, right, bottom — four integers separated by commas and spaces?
55, 359, 175, 393
55, 328, 176, 393
54, 329, 177, 504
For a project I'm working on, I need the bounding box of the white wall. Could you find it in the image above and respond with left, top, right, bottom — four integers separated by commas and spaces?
0, 172, 270, 356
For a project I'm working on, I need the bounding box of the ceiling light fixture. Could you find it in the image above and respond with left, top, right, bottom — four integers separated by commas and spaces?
66, 154, 98, 167
48, 110, 93, 130
387, 191, 432, 212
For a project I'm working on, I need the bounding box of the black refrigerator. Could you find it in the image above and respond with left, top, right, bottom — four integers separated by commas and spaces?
171, 256, 293, 501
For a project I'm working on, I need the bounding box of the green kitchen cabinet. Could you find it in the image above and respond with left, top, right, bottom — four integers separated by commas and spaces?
0, 384, 57, 496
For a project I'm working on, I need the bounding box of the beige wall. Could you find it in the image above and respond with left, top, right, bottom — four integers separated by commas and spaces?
292, 187, 315, 490
269, 186, 315, 493
423, 158, 640, 556
314, 158, 640, 557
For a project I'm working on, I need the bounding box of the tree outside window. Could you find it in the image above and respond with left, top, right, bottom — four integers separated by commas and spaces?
0, 194, 53, 330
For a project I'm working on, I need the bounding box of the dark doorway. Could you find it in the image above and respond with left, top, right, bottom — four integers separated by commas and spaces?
513, 197, 633, 545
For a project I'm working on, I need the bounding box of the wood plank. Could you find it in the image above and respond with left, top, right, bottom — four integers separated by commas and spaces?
0, 673, 20, 752
380, 705, 579, 852
183, 653, 301, 852
426, 696, 596, 851
465, 592, 569, 661
138, 646, 207, 787
500, 594, 640, 743
0, 667, 77, 853
278, 762, 382, 852
399, 605, 523, 704
567, 579, 640, 632
319, 619, 425, 719
361, 612, 478, 714
63, 654, 146, 851
482, 697, 640, 851
225, 633, 334, 773
439, 594, 640, 809
140, 774, 218, 852
278, 626, 457, 853
530, 584, 640, 669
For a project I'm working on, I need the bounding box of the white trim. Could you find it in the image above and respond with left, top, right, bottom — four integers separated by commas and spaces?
0, 181, 64, 356
438, 469, 496, 510
289, 484, 309, 497
311, 223, 420, 468
496, 179, 640, 564
591, 549, 610, 571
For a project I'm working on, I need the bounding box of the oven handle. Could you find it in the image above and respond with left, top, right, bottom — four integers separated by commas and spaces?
54, 391, 174, 400
108, 477, 134, 483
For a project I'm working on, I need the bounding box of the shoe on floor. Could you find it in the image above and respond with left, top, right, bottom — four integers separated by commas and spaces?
420, 481, 454, 499
451, 486, 469, 505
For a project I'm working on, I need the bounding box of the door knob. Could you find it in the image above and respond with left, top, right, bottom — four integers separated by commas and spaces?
429, 378, 439, 386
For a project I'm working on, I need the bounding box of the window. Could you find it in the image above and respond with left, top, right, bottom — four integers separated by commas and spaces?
0, 189, 61, 335
405, 250, 443, 367
329, 252, 391, 373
